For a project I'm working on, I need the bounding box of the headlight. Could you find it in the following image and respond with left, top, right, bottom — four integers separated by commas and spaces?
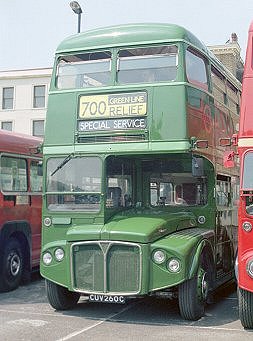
246, 259, 253, 278
167, 258, 181, 273
198, 215, 206, 224
242, 221, 252, 232
153, 250, 166, 264
43, 252, 52, 265
44, 217, 52, 227
55, 248, 65, 261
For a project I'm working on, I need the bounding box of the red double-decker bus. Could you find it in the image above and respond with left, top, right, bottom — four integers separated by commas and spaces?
237, 21, 253, 329
0, 130, 42, 292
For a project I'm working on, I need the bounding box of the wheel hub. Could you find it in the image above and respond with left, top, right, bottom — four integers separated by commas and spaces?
198, 268, 208, 301
9, 253, 21, 276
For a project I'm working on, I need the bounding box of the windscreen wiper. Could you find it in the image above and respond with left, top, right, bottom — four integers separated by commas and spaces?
51, 154, 73, 176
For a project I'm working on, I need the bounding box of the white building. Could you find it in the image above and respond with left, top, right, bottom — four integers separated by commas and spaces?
0, 68, 52, 137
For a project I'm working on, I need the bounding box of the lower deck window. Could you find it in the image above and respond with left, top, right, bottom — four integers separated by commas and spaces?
0, 156, 27, 192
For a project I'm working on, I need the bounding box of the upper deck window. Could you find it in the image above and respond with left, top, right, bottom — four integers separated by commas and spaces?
186, 48, 208, 90
117, 45, 178, 84
56, 51, 111, 89
211, 66, 226, 104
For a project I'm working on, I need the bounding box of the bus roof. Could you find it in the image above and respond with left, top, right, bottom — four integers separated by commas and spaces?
56, 23, 209, 54
55, 23, 240, 88
0, 130, 42, 156
249, 21, 253, 32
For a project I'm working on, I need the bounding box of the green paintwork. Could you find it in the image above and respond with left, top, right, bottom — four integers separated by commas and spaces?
56, 23, 208, 55
101, 209, 196, 243
64, 209, 196, 243
149, 228, 214, 290
45, 86, 189, 148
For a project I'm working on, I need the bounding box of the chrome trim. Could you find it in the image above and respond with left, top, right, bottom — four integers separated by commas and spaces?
246, 259, 253, 278
70, 240, 142, 295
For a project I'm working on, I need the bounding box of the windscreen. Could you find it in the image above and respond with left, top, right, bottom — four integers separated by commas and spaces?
46, 156, 102, 212
242, 152, 253, 189
242, 152, 253, 215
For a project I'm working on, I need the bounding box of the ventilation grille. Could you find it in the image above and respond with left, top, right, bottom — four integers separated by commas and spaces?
77, 134, 147, 143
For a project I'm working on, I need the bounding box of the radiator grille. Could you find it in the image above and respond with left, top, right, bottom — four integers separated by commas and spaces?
71, 242, 141, 294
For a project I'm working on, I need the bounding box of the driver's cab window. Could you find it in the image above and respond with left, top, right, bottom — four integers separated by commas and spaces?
151, 181, 173, 206
175, 184, 187, 204
150, 174, 206, 207
106, 157, 133, 209
246, 196, 253, 215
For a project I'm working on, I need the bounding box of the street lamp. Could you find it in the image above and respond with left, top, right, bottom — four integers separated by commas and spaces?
70, 1, 83, 33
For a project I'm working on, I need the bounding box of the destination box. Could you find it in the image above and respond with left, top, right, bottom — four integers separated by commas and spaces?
78, 92, 147, 119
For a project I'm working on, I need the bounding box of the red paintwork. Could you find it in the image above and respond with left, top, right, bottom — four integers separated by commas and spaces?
187, 99, 237, 167
238, 22, 253, 292
0, 129, 41, 154
0, 130, 42, 267
239, 22, 253, 138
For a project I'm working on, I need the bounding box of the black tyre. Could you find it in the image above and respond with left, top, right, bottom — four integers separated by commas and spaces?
178, 260, 209, 320
0, 237, 24, 292
45, 279, 80, 310
238, 287, 253, 329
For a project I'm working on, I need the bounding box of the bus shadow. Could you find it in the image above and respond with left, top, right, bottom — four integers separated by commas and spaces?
0, 274, 45, 305
61, 282, 241, 329
0, 278, 247, 331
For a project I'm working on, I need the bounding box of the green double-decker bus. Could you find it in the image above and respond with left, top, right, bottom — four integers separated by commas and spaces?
41, 23, 241, 320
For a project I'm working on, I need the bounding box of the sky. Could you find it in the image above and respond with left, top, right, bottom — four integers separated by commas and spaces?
1, 0, 253, 71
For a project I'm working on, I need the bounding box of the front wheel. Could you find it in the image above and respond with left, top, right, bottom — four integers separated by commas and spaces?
238, 287, 253, 329
178, 265, 209, 320
0, 238, 24, 292
45, 279, 80, 310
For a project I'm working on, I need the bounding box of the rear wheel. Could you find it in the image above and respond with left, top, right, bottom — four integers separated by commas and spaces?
238, 287, 253, 329
45, 279, 80, 310
178, 258, 210, 320
0, 238, 24, 292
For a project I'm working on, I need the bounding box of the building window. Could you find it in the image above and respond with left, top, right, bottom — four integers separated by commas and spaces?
2, 87, 14, 110
33, 120, 44, 137
33, 85, 46, 108
1, 121, 12, 131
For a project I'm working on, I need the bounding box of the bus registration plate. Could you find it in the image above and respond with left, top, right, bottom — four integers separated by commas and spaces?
89, 294, 125, 304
